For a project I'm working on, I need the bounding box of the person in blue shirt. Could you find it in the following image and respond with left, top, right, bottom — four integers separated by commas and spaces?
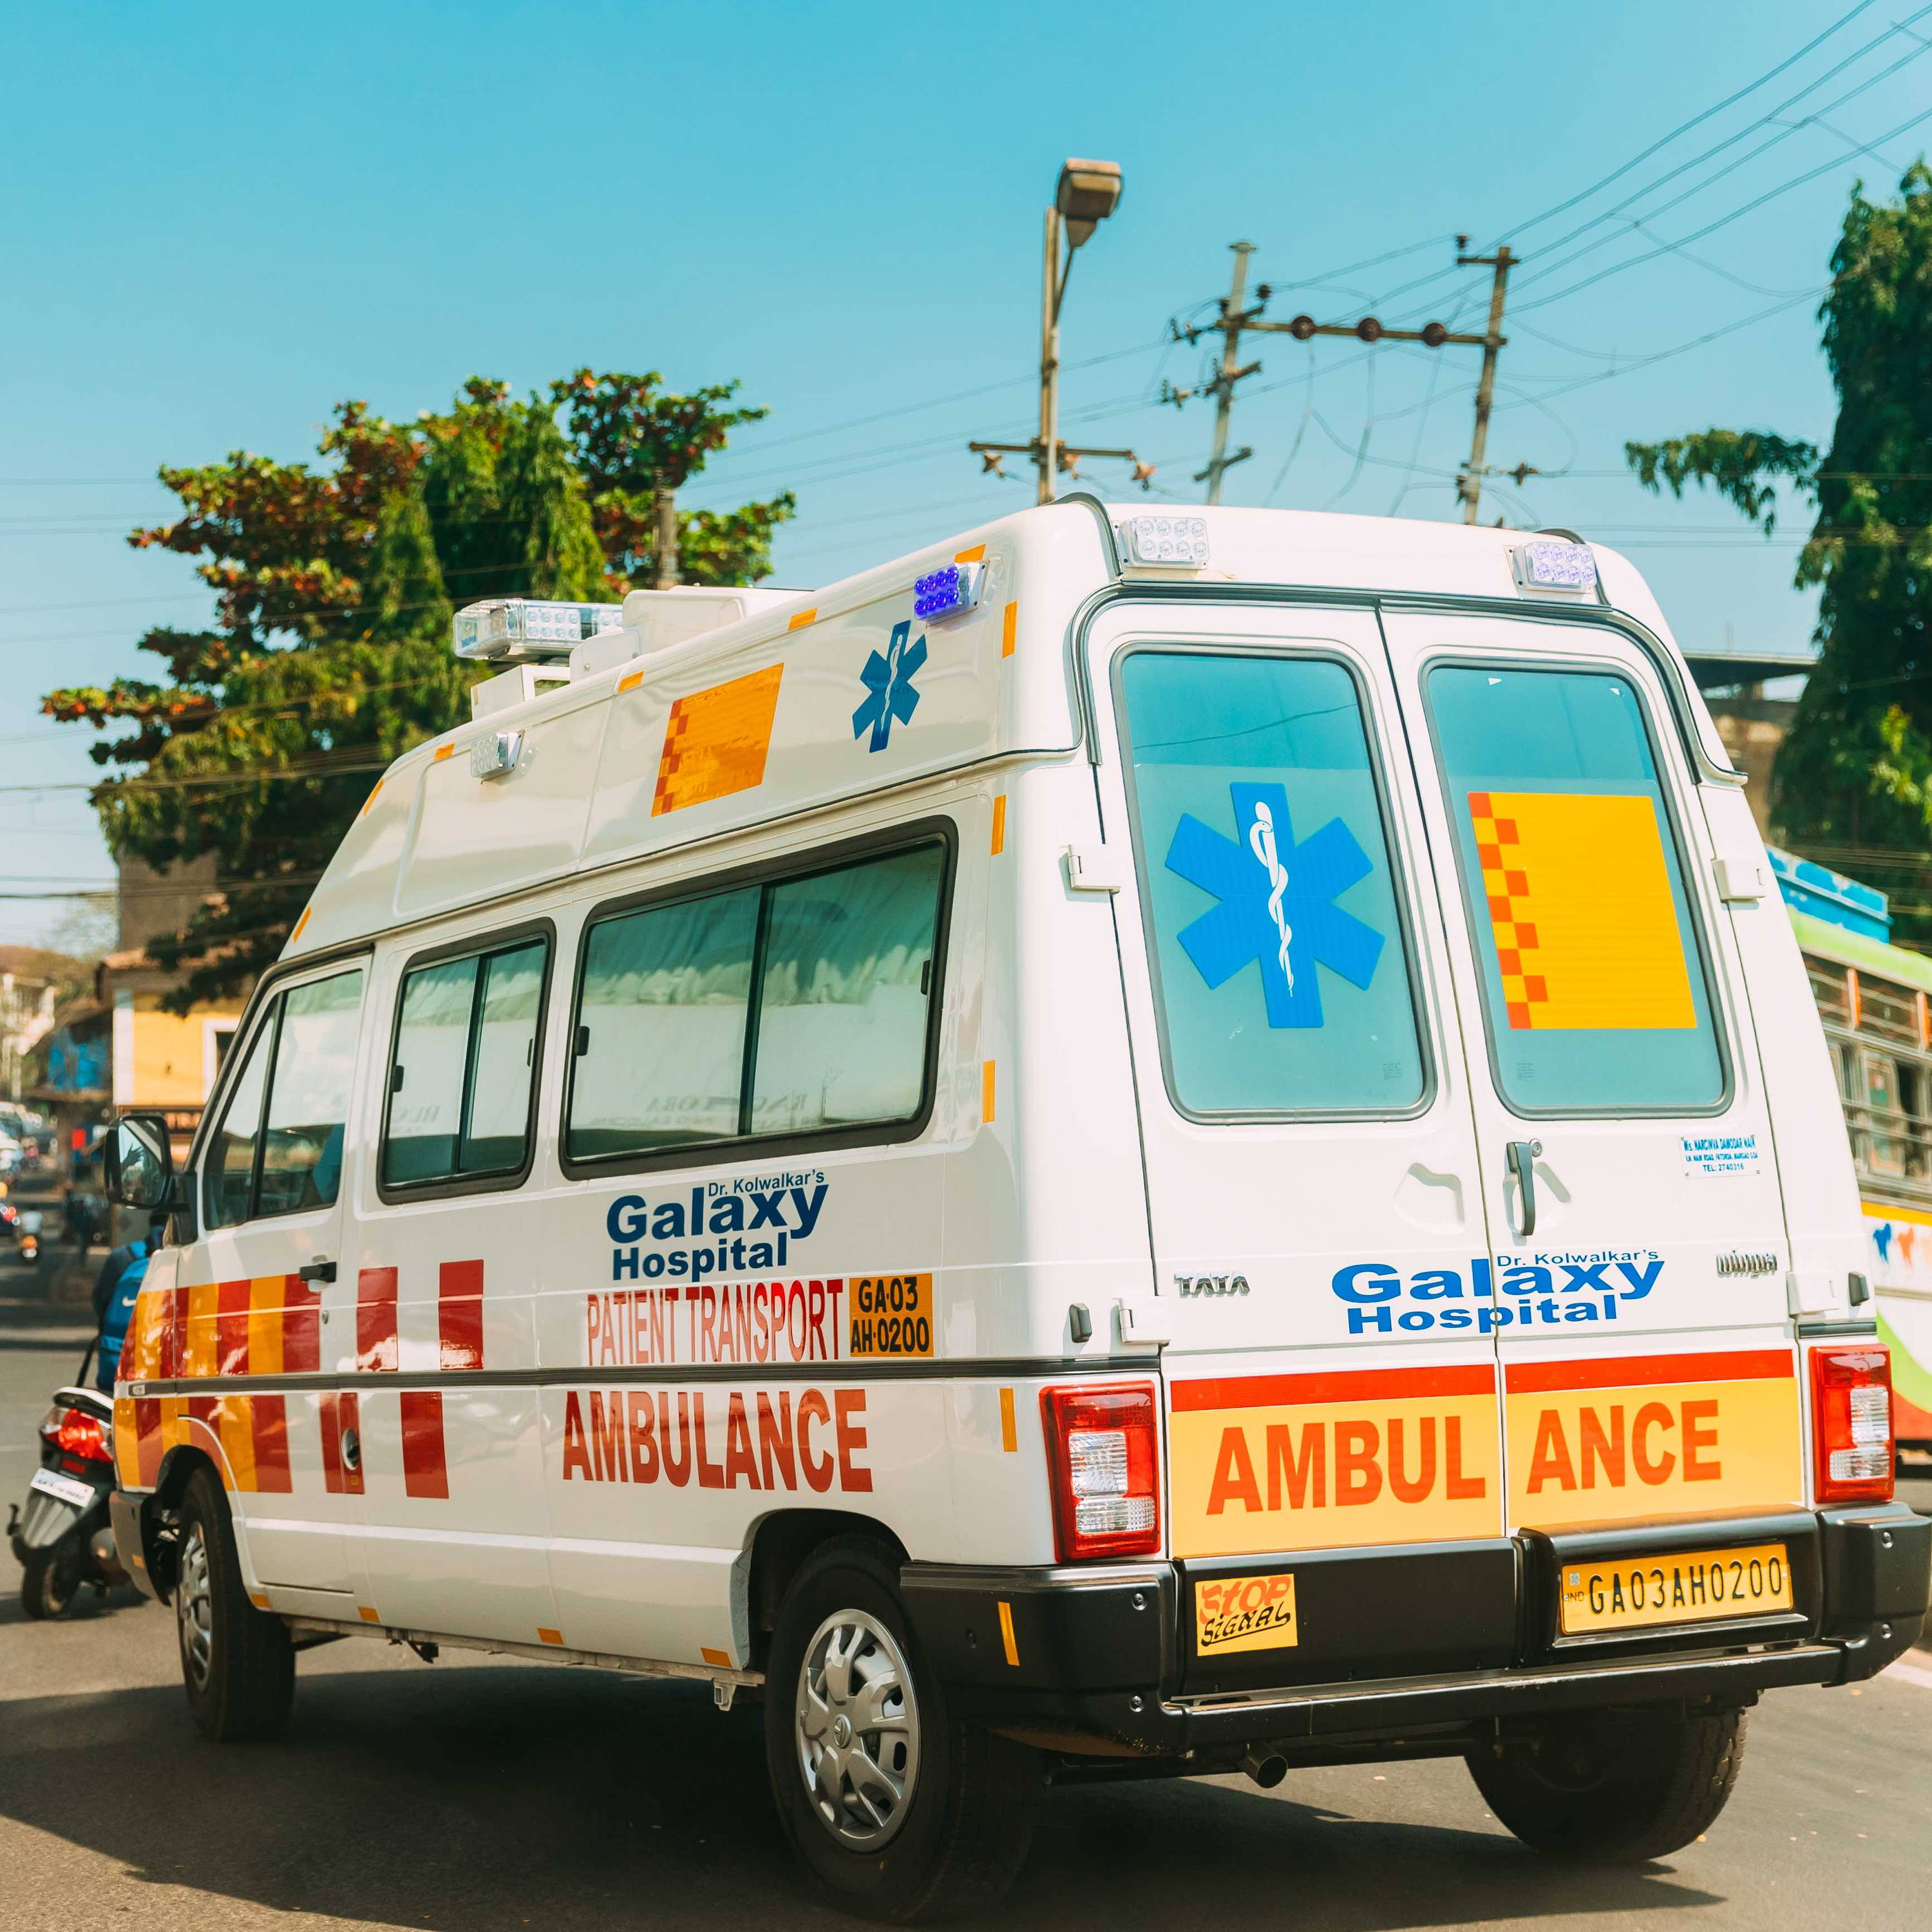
91, 1235, 152, 1394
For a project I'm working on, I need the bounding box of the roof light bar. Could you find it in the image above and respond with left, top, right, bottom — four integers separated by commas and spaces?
1512, 537, 1597, 594
1120, 515, 1209, 568
453, 598, 625, 663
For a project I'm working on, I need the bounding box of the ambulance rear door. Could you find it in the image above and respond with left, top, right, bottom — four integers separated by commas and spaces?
1090, 601, 1516, 1687
1376, 610, 1806, 1548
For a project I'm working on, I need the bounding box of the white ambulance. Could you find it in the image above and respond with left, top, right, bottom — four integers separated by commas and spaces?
104, 501, 1929, 1921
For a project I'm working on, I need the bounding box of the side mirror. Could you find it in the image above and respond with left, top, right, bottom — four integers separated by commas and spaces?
104, 1112, 174, 1211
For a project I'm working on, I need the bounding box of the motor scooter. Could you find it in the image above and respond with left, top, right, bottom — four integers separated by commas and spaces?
6, 1356, 129, 1616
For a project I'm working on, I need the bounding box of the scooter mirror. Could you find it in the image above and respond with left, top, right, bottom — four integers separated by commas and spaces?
104, 1113, 173, 1211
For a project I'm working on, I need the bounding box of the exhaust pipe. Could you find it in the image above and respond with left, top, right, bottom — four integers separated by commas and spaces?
1242, 1749, 1288, 1789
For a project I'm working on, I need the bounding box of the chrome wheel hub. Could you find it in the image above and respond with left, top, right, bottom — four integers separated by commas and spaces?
795, 1607, 921, 1850
176, 1520, 214, 1692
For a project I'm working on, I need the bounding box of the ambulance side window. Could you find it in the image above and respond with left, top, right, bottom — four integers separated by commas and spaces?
204, 963, 367, 1229
205, 1018, 274, 1231
382, 933, 550, 1191
1425, 665, 1724, 1113
258, 970, 365, 1216
565, 834, 949, 1166
569, 890, 759, 1157
750, 845, 944, 1135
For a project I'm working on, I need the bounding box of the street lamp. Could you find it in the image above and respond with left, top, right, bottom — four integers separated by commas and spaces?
1038, 158, 1123, 503
969, 158, 1144, 503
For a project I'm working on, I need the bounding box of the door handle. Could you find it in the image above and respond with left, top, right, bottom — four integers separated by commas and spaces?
1506, 1142, 1544, 1240
299, 1259, 337, 1283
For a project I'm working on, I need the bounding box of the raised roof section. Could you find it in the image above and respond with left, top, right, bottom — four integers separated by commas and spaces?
286, 503, 1701, 958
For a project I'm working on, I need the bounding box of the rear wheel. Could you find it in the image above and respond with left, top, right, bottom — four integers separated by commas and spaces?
19, 1542, 80, 1619
174, 1467, 294, 1741
764, 1536, 1041, 1922
1468, 1706, 1745, 1862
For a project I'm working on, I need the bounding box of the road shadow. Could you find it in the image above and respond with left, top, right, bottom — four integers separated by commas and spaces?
0, 1663, 1724, 1931
0, 1579, 150, 1629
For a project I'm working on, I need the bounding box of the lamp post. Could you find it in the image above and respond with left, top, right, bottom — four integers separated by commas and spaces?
1038, 158, 1123, 505
972, 158, 1144, 503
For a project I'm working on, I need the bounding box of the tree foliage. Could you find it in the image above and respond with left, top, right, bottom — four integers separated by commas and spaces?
1627, 164, 1932, 938
553, 368, 795, 590
46, 372, 791, 1007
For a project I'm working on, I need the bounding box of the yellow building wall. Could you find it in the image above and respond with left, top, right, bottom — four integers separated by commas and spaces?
131, 998, 241, 1107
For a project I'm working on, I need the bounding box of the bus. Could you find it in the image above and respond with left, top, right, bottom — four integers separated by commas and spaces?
1779, 848, 1932, 1450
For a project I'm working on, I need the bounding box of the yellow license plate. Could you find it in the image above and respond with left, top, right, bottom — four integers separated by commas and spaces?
1559, 1541, 1792, 1635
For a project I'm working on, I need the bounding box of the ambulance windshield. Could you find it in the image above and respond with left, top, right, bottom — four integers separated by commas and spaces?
1118, 649, 1425, 1117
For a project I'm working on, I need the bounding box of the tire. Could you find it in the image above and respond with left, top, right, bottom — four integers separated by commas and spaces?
1468, 1705, 1746, 1863
174, 1466, 294, 1742
763, 1536, 1042, 1923
19, 1542, 80, 1619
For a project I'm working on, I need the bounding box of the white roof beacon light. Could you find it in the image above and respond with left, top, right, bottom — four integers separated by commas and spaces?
453, 598, 625, 663
1511, 535, 1598, 596
1119, 514, 1209, 569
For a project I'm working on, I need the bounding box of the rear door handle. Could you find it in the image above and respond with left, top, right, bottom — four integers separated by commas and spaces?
299, 1259, 337, 1283
1506, 1142, 1544, 1241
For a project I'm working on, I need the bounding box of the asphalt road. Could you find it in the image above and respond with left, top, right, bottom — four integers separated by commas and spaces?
5, 1251, 1931, 1932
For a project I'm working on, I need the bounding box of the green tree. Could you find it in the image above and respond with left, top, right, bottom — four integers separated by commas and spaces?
555, 368, 796, 589
1627, 164, 1932, 941
46, 371, 786, 1005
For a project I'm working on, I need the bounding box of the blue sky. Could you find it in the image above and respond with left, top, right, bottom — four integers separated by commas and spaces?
2, 0, 1924, 948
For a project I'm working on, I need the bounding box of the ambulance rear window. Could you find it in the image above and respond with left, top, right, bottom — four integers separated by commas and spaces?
1426, 665, 1724, 1113
1118, 650, 1426, 1117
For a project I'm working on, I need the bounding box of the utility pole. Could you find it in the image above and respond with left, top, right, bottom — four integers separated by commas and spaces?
970, 158, 1155, 500
1168, 239, 1519, 514
1198, 243, 1260, 503
1455, 242, 1515, 524
653, 481, 679, 589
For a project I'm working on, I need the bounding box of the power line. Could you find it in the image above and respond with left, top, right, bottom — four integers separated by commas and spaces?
1490, 0, 1882, 246
1360, 0, 1896, 317
1502, 57, 1932, 314
1478, 5, 1932, 295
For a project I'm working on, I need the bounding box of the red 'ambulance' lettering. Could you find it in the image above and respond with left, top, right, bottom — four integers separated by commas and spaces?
562, 1387, 872, 1493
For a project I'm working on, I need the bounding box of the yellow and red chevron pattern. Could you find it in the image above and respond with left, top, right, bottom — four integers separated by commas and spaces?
113, 1260, 487, 1500
652, 664, 784, 817
1467, 790, 1695, 1032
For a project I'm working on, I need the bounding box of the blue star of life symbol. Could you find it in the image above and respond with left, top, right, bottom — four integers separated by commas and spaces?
1164, 781, 1385, 1028
852, 619, 927, 753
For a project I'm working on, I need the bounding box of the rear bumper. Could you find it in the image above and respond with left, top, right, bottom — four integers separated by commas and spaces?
901, 1503, 1930, 1759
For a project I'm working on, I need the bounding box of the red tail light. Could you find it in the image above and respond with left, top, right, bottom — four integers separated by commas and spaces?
52, 1408, 111, 1464
1811, 1345, 1893, 1504
1041, 1382, 1161, 1561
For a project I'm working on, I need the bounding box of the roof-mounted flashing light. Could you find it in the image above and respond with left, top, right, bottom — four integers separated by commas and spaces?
913, 562, 985, 623
1119, 515, 1209, 568
453, 598, 625, 662
1511, 536, 1597, 594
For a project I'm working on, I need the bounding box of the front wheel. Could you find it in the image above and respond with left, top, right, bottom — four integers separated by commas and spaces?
19, 1541, 81, 1619
1468, 1706, 1746, 1862
764, 1537, 1041, 1922
174, 1467, 294, 1741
